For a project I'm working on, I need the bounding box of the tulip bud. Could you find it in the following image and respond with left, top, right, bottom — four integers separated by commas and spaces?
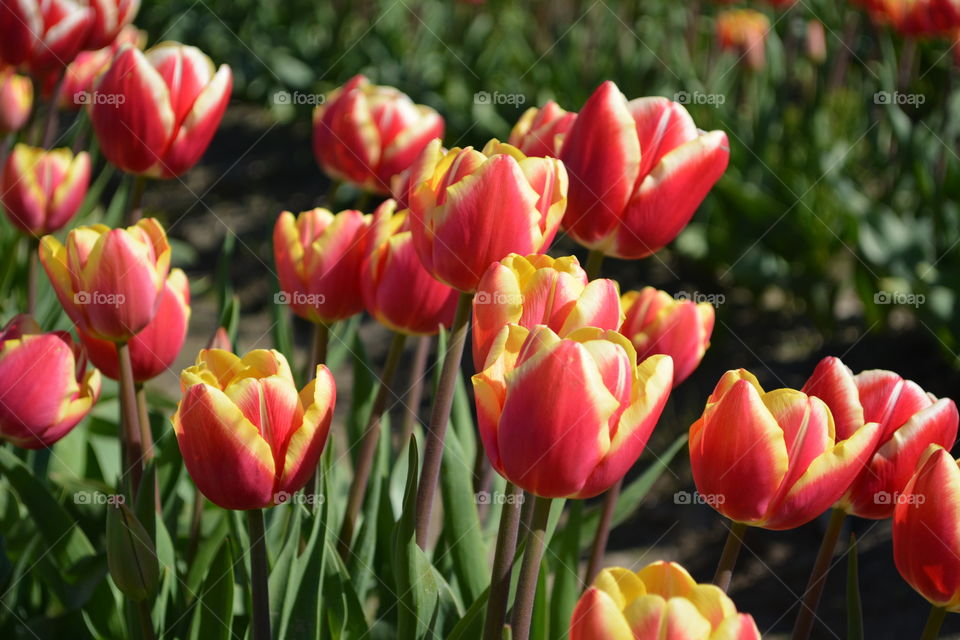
893, 445, 960, 611
40, 218, 171, 341
312, 74, 444, 193
559, 81, 729, 260
571, 561, 762, 640
620, 287, 714, 386
0, 0, 94, 70
508, 101, 576, 158
0, 67, 33, 134
690, 369, 883, 530
716, 10, 771, 71
78, 269, 191, 382
802, 357, 959, 519
473, 325, 672, 499
106, 502, 159, 602
0, 315, 101, 449
472, 253, 622, 371
83, 0, 140, 51
409, 138, 568, 292
806, 19, 827, 64
173, 349, 336, 510
90, 42, 232, 178
361, 199, 458, 335
2, 144, 91, 235
59, 25, 145, 110
273, 207, 370, 324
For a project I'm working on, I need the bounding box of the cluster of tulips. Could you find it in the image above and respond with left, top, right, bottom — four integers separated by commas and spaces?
0, 0, 959, 639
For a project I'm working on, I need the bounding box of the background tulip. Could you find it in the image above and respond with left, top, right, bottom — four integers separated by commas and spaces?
90, 42, 232, 178
690, 369, 882, 530
59, 24, 144, 110
361, 199, 458, 335
716, 10, 771, 70
40, 217, 171, 341
472, 253, 622, 370
571, 561, 761, 640
274, 207, 370, 325
620, 287, 714, 386
508, 101, 576, 158
473, 325, 672, 499
2, 144, 91, 235
173, 349, 335, 510
560, 81, 729, 259
0, 0, 93, 70
83, 0, 139, 50
312, 74, 444, 193
0, 68, 33, 134
78, 268, 190, 381
408, 138, 568, 292
0, 315, 101, 448
802, 356, 959, 519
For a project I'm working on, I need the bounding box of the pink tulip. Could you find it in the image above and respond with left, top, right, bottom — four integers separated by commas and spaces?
508, 101, 576, 158
1, 144, 91, 234
58, 24, 144, 110
0, 0, 93, 70
82, 0, 138, 50
0, 67, 33, 134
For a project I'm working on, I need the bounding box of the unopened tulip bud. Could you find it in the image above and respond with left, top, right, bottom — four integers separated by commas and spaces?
2, 144, 91, 235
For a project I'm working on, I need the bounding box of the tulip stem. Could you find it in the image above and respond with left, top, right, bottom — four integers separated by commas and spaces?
920, 605, 947, 640
325, 180, 343, 208
713, 520, 748, 592
791, 508, 847, 640
127, 175, 147, 225
482, 482, 523, 640
584, 477, 622, 586
400, 335, 431, 449
338, 331, 407, 559
42, 73, 65, 149
137, 600, 156, 640
135, 383, 161, 512
415, 291, 473, 549
246, 509, 272, 640
584, 249, 605, 280
25, 237, 38, 317
311, 321, 329, 370
511, 496, 552, 640
117, 342, 144, 499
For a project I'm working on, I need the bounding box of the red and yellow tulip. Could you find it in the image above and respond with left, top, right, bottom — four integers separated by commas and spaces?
173, 349, 335, 510
273, 207, 370, 325
2, 144, 91, 235
559, 81, 729, 260
716, 10, 771, 71
39, 218, 171, 342
571, 561, 762, 640
690, 369, 883, 529
471, 253, 622, 370
0, 315, 101, 449
508, 101, 576, 158
408, 138, 568, 292
620, 287, 714, 386
59, 24, 144, 110
473, 325, 672, 499
802, 356, 959, 519
0, 0, 93, 70
0, 67, 32, 134
82, 0, 139, 50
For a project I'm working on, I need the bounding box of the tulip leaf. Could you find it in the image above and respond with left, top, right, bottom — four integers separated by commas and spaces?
846, 533, 863, 640
189, 538, 235, 640
279, 489, 328, 640
549, 500, 582, 636
446, 585, 489, 640
270, 277, 295, 372
268, 505, 302, 632
349, 415, 390, 598
185, 512, 229, 598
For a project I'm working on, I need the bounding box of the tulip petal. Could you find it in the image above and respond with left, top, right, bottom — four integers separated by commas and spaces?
711, 614, 762, 640
278, 365, 335, 496
570, 587, 635, 640
802, 356, 864, 441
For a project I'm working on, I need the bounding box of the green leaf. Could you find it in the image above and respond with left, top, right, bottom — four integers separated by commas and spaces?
549, 500, 582, 636
106, 503, 159, 602
189, 538, 235, 640
846, 533, 863, 640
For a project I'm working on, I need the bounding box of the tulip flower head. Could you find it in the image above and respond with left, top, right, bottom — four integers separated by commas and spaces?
857, 0, 960, 36
559, 82, 729, 260
802, 356, 959, 519
571, 561, 761, 640
0, 0, 94, 70
59, 24, 144, 110
361, 199, 458, 335
83, 0, 139, 50
508, 101, 576, 158
173, 349, 335, 510
0, 67, 33, 134
90, 42, 232, 178
2, 144, 91, 235
312, 74, 444, 193
716, 9, 771, 71
620, 287, 715, 386
472, 253, 622, 370
274, 207, 370, 325
40, 218, 171, 341
689, 369, 883, 530
0, 315, 101, 449
408, 138, 568, 292
473, 325, 673, 499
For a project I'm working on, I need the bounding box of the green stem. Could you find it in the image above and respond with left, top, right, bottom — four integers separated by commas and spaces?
415, 291, 473, 549
400, 334, 431, 449
792, 508, 847, 640
117, 342, 143, 499
713, 520, 748, 593
325, 180, 343, 208
135, 383, 160, 512
338, 331, 407, 559
920, 604, 947, 640
510, 496, 552, 640
127, 175, 147, 225
584, 477, 622, 586
482, 483, 523, 640
246, 509, 272, 640
25, 236, 38, 317
137, 600, 156, 640
584, 249, 605, 279
311, 321, 329, 370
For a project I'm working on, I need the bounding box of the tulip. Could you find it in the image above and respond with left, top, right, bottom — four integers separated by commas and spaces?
806, 19, 827, 64
312, 74, 444, 193
508, 101, 576, 158
571, 561, 761, 640
0, 0, 93, 70
173, 348, 335, 510
559, 82, 729, 260
716, 10, 771, 70
90, 42, 232, 178
78, 268, 190, 382
59, 25, 144, 110
39, 217, 171, 341
859, 0, 960, 36
620, 287, 714, 386
0, 67, 33, 134
801, 356, 958, 519
274, 207, 370, 325
690, 369, 882, 530
0, 315, 101, 448
361, 199, 458, 335
472, 253, 622, 370
409, 138, 568, 292
1, 144, 91, 235
83, 0, 139, 50
473, 324, 673, 499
